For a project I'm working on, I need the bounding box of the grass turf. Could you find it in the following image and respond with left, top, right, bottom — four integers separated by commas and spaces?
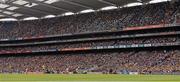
0, 74, 180, 82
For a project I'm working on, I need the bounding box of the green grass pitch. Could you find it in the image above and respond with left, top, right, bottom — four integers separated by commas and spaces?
0, 74, 180, 82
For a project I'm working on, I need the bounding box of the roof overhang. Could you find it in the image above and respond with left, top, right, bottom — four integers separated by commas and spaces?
0, 0, 172, 21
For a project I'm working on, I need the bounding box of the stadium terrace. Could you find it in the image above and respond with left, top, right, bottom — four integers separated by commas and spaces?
0, 0, 180, 78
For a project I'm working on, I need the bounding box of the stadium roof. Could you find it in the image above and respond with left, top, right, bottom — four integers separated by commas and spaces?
0, 0, 171, 21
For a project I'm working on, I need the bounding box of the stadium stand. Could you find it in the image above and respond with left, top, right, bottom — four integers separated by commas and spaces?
0, 1, 180, 74
0, 36, 178, 52
0, 2, 179, 39
0, 50, 180, 74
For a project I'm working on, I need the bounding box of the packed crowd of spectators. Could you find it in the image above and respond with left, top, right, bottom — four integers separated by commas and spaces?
0, 1, 180, 75
0, 50, 179, 74
0, 2, 179, 39
0, 36, 178, 52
